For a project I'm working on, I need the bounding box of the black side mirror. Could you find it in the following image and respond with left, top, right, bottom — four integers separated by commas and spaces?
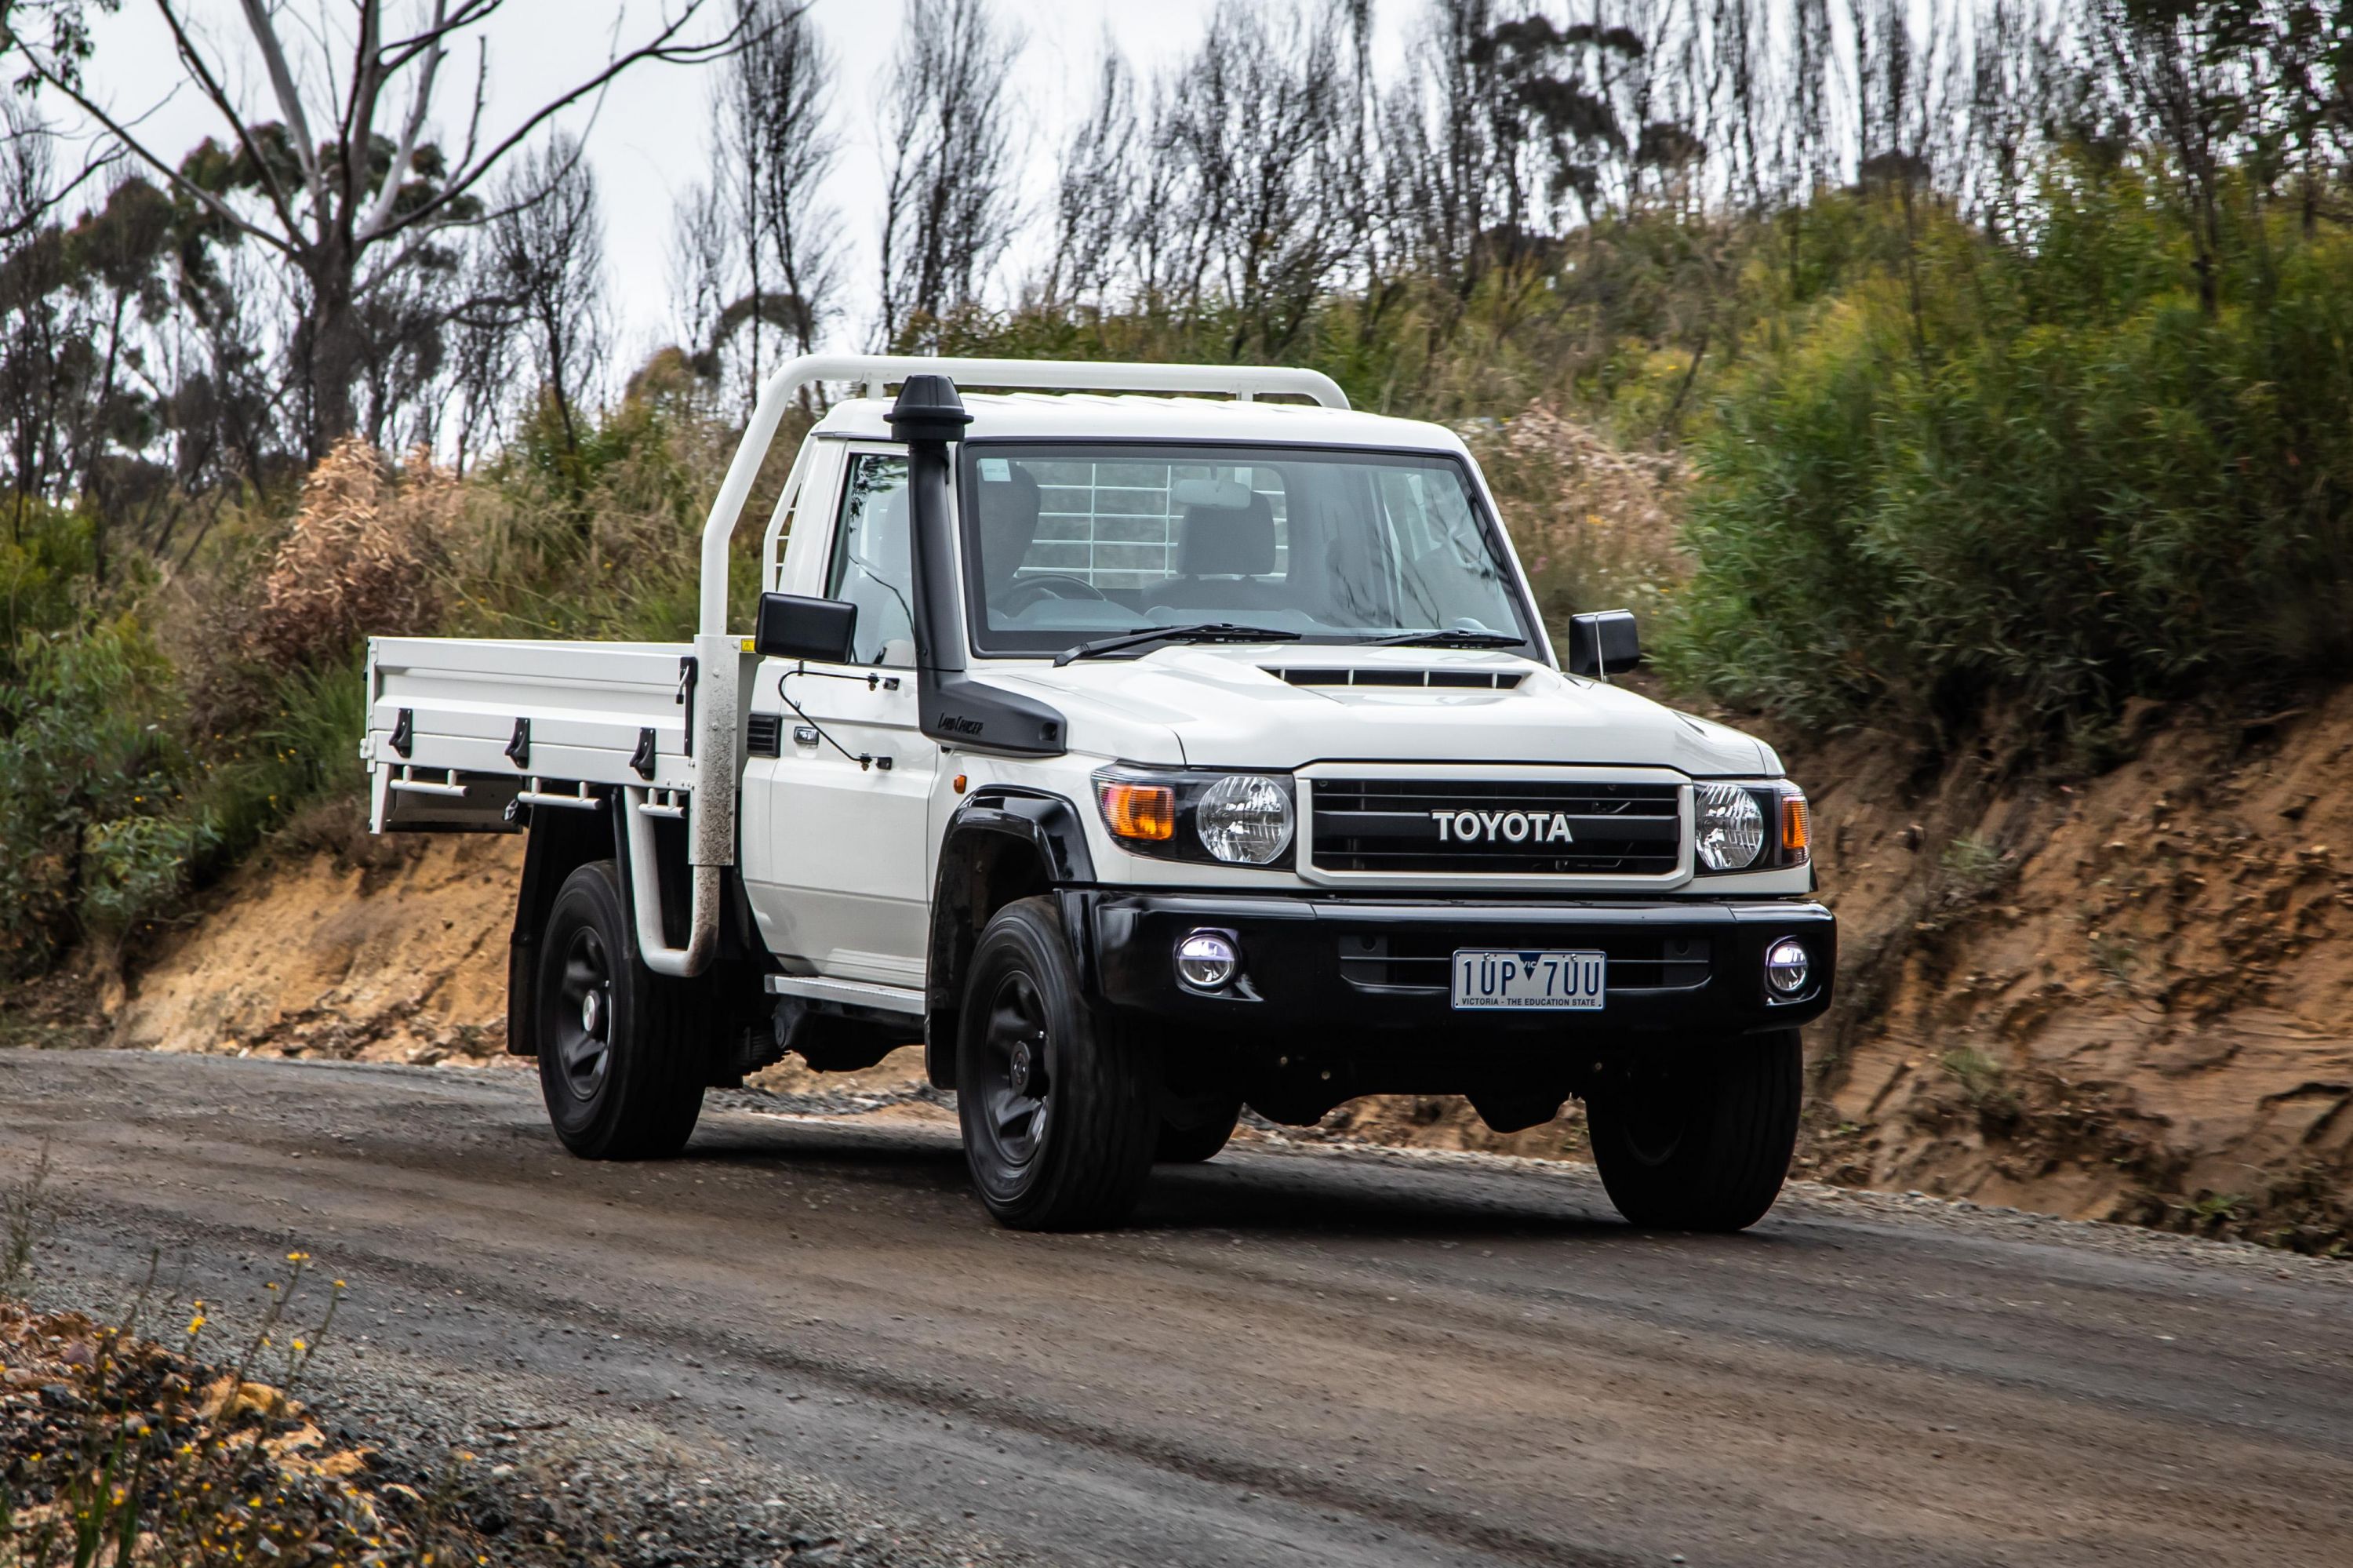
755, 592, 858, 664
1566, 609, 1641, 678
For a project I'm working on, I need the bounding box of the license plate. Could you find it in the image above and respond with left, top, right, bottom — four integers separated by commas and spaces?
1451, 949, 1607, 1010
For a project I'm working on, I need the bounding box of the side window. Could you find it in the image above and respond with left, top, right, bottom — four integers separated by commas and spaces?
825, 453, 915, 667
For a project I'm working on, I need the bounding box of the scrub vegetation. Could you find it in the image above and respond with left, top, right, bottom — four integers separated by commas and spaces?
5, 0, 2353, 987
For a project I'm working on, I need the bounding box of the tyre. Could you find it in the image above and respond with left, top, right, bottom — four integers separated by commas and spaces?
1156, 1093, 1242, 1163
534, 859, 707, 1160
956, 897, 1158, 1229
1585, 1029, 1802, 1231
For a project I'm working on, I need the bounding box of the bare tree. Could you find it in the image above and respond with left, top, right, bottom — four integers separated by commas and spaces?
875, 0, 1022, 347
1961, 0, 2064, 243
7, 0, 760, 456
0, 103, 73, 542
2097, 0, 2281, 315
1039, 40, 1137, 311
1384, 0, 1512, 297
1132, 0, 1368, 354
479, 135, 607, 457
668, 176, 731, 378
736, 0, 836, 358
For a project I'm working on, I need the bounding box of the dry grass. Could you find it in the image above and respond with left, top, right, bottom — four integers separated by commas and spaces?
1476, 403, 1689, 635
249, 440, 456, 670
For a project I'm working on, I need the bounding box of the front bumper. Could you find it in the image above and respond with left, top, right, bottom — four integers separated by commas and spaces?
1080, 890, 1835, 1041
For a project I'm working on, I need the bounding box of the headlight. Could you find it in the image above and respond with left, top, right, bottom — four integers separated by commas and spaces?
1195, 774, 1294, 864
1695, 783, 1766, 871
1094, 766, 1296, 867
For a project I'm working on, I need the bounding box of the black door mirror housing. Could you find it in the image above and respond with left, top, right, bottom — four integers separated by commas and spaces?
755, 593, 859, 664
1566, 609, 1641, 678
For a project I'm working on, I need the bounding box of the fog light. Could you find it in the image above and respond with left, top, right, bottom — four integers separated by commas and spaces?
1176, 930, 1239, 991
1764, 937, 1810, 996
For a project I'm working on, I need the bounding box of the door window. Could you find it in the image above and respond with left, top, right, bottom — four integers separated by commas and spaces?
825, 453, 915, 667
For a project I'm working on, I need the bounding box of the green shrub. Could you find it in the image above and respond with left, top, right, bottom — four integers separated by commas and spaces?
79, 813, 220, 941
1661, 163, 2353, 743
0, 620, 184, 973
0, 506, 95, 669
180, 650, 370, 878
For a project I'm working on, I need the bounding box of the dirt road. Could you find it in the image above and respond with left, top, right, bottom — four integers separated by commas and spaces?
3, 1050, 2347, 1566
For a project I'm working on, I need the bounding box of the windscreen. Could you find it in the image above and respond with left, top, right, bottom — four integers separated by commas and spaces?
958, 442, 1535, 656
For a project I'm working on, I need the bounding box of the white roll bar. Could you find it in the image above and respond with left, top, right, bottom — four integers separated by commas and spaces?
694, 354, 1350, 636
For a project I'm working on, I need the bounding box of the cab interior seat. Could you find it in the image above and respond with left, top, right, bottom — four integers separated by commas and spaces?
1143, 495, 1287, 613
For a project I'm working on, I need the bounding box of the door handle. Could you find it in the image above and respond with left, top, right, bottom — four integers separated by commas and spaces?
793, 726, 820, 748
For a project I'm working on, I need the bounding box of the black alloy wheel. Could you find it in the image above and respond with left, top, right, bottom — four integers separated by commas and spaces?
534, 859, 707, 1161
551, 922, 615, 1104
956, 897, 1158, 1230
977, 969, 1056, 1173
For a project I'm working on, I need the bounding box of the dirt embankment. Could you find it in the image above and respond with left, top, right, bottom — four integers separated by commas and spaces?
95, 689, 2353, 1247
1796, 688, 2353, 1250
115, 833, 522, 1067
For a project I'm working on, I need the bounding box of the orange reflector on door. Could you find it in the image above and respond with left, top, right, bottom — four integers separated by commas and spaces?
1099, 781, 1176, 842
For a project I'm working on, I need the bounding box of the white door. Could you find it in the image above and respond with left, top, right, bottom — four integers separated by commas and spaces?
751, 450, 936, 990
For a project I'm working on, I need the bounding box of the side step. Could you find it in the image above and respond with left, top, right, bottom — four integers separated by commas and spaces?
764, 974, 926, 1017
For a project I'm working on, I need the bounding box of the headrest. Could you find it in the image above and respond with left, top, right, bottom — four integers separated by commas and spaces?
976, 464, 1041, 534
976, 464, 1042, 583
1178, 492, 1276, 577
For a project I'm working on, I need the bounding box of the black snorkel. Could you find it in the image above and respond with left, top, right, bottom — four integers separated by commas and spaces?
887, 373, 1067, 757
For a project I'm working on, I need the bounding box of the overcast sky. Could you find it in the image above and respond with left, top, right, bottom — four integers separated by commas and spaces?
69, 1, 1422, 369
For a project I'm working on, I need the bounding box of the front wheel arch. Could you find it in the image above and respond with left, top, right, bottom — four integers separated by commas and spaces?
925, 791, 1094, 1089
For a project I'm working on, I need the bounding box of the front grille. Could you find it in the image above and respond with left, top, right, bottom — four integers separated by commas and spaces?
1337, 932, 1711, 993
1308, 778, 1682, 877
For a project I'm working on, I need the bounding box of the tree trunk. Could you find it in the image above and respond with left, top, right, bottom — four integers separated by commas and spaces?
304, 250, 363, 459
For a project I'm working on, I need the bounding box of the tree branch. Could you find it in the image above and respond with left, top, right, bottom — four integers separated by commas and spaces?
357, 0, 449, 242
0, 133, 122, 246
236, 0, 329, 219
374, 0, 506, 75
377, 0, 759, 241
4, 50, 291, 253
151, 0, 307, 242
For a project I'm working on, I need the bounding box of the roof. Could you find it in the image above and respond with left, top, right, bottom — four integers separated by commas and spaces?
809, 391, 1471, 454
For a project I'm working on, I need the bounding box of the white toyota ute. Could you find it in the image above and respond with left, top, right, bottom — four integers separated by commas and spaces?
361, 355, 1834, 1231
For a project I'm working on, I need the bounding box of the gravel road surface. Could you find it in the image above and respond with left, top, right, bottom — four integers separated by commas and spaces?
3, 1049, 2347, 1567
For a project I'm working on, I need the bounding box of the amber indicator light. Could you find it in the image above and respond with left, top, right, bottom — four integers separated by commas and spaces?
1782, 795, 1810, 856
1099, 781, 1177, 842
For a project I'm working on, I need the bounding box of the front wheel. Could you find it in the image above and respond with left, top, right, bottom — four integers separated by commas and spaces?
1585, 1030, 1802, 1231
957, 897, 1158, 1230
534, 860, 707, 1160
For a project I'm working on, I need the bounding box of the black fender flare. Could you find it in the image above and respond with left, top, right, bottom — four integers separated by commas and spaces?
925, 789, 1097, 1086
504, 799, 622, 1058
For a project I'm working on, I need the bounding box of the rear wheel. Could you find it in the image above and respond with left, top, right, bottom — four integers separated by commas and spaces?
1155, 1093, 1243, 1163
535, 860, 706, 1160
1586, 1030, 1802, 1231
957, 897, 1158, 1230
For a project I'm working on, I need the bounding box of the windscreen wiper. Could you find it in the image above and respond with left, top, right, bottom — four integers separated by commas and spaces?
1362, 628, 1526, 649
1053, 622, 1303, 668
